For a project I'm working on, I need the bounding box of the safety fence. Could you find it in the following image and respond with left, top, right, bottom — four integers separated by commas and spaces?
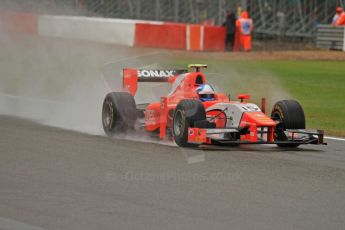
0, 0, 343, 39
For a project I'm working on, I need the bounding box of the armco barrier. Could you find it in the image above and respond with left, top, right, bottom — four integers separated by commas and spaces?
135, 23, 186, 49
0, 12, 38, 35
316, 25, 345, 51
1, 11, 226, 52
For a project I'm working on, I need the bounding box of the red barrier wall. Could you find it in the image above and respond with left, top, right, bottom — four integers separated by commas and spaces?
135, 23, 186, 49
0, 12, 38, 35
203, 26, 226, 51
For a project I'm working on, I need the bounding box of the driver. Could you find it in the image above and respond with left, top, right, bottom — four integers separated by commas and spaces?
196, 84, 216, 101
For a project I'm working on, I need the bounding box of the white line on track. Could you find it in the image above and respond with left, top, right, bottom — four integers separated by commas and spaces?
0, 92, 64, 104
0, 216, 43, 230
325, 136, 345, 142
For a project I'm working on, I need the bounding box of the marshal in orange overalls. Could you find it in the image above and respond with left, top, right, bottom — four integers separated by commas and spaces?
234, 11, 254, 52
335, 9, 345, 26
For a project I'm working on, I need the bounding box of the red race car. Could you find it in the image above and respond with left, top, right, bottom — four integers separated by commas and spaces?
102, 64, 325, 148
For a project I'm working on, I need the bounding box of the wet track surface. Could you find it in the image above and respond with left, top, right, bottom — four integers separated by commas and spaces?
1, 36, 345, 229
0, 115, 345, 230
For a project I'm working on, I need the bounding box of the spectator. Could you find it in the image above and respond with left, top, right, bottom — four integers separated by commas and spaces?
222, 9, 236, 51
332, 7, 343, 25
234, 11, 254, 52
333, 7, 345, 26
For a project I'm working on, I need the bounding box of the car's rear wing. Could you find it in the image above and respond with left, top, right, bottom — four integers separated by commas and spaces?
123, 68, 188, 96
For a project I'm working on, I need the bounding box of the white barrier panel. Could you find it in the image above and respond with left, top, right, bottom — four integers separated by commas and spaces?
38, 15, 136, 46
316, 25, 345, 52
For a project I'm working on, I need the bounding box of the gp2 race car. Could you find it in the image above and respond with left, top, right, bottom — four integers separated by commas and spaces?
102, 64, 326, 148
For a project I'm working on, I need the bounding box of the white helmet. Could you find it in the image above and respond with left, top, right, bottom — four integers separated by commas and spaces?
196, 84, 215, 101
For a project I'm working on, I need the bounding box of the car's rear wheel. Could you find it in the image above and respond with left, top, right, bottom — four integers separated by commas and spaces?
102, 92, 137, 136
173, 100, 206, 147
271, 100, 305, 148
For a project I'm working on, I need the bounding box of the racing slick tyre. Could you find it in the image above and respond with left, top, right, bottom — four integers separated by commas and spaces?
102, 92, 137, 136
271, 100, 305, 148
173, 100, 206, 147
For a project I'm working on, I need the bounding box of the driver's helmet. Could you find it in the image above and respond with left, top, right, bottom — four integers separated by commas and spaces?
196, 84, 215, 102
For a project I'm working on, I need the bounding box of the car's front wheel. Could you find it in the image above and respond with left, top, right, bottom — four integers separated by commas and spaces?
173, 100, 206, 147
271, 100, 305, 148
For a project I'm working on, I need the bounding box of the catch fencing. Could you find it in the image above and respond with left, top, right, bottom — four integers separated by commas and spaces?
0, 0, 344, 38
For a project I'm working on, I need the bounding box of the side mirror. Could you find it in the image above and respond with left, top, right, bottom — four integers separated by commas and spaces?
237, 94, 250, 102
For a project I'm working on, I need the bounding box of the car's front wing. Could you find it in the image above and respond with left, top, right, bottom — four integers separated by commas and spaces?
187, 128, 326, 146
